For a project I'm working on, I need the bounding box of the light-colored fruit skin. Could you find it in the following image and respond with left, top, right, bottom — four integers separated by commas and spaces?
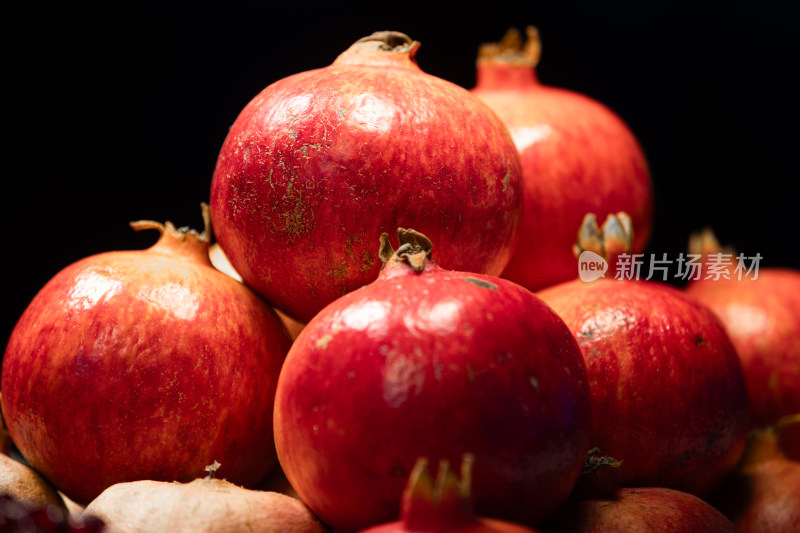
685, 268, 800, 427
83, 477, 329, 533
542, 487, 739, 532
472, 64, 652, 292
210, 39, 523, 323
274, 259, 591, 532
0, 453, 66, 511
538, 279, 749, 497
1, 239, 291, 505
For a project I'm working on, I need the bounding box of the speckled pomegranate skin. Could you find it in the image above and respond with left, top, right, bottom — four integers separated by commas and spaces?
538, 279, 749, 496
542, 487, 738, 532
1, 229, 291, 505
685, 268, 800, 427
274, 254, 591, 532
210, 34, 523, 323
471, 62, 652, 292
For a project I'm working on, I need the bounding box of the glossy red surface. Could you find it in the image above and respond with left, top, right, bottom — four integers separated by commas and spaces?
211, 34, 523, 323
538, 279, 749, 496
1, 229, 291, 504
472, 62, 653, 292
685, 268, 800, 427
274, 253, 591, 532
542, 487, 738, 532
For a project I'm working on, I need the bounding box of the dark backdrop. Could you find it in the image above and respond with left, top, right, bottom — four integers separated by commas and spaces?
4, 1, 798, 345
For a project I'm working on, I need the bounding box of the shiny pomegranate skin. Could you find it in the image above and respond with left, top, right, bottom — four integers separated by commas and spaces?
685, 268, 800, 427
542, 487, 738, 532
1, 222, 291, 505
210, 32, 523, 323
538, 279, 749, 496
471, 29, 652, 292
274, 232, 591, 532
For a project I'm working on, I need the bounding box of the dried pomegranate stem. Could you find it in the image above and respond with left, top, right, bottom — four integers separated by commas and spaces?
379, 228, 433, 273
478, 26, 541, 68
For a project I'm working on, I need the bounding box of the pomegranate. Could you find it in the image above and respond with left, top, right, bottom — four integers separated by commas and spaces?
274, 228, 592, 532
209, 242, 305, 340
542, 449, 738, 532
470, 27, 653, 292
358, 455, 540, 533
1, 205, 292, 504
684, 228, 800, 428
82, 462, 328, 533
0, 493, 109, 532
210, 30, 523, 323
709, 414, 800, 532
537, 214, 749, 497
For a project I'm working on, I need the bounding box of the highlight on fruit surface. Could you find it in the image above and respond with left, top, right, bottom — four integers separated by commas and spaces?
708, 413, 800, 532
274, 228, 592, 532
1, 204, 292, 504
684, 228, 800, 428
82, 462, 328, 533
358, 454, 540, 532
471, 26, 653, 292
537, 214, 750, 497
210, 30, 524, 323
541, 449, 739, 532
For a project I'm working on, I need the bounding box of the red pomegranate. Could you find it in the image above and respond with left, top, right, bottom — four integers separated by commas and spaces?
274, 229, 592, 532
684, 228, 800, 428
470, 27, 653, 292
542, 449, 738, 532
210, 31, 523, 323
537, 215, 749, 497
1, 206, 291, 504
209, 242, 306, 340
709, 414, 800, 532
358, 455, 540, 533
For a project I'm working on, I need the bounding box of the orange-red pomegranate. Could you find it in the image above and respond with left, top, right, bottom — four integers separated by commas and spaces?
709, 414, 800, 532
684, 229, 800, 428
1, 207, 291, 504
211, 31, 523, 323
470, 27, 652, 292
537, 216, 749, 497
274, 229, 591, 532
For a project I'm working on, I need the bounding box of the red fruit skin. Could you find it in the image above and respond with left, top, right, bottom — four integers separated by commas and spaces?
471, 62, 653, 292
362, 517, 540, 533
274, 258, 592, 532
210, 35, 523, 323
542, 487, 738, 532
685, 268, 800, 428
538, 279, 749, 496
711, 455, 800, 532
1, 232, 291, 505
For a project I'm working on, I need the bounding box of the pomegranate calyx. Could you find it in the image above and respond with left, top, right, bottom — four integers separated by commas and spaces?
129, 202, 212, 244
572, 212, 633, 263
379, 228, 433, 273
402, 454, 477, 529
203, 460, 221, 480
741, 413, 800, 467
571, 448, 623, 500
478, 26, 541, 68
355, 31, 417, 52
687, 227, 736, 257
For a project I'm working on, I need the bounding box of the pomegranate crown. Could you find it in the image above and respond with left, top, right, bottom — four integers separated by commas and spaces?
379, 228, 433, 273
401, 454, 477, 528
478, 26, 541, 67
572, 212, 633, 263
129, 202, 212, 244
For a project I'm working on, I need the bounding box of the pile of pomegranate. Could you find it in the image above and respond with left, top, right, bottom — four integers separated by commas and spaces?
2, 26, 797, 533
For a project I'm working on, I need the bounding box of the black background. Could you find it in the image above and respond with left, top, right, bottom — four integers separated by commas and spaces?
3, 1, 798, 345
